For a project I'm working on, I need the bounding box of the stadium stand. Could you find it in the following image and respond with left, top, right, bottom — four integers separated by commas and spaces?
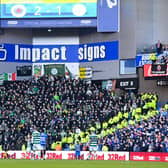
137, 41, 168, 63
0, 76, 167, 152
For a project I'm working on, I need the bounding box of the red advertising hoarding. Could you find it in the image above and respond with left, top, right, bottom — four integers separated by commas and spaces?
130, 152, 146, 161
130, 152, 168, 162
0, 151, 167, 162
0, 151, 129, 160
144, 64, 168, 77
162, 153, 168, 162
146, 152, 162, 162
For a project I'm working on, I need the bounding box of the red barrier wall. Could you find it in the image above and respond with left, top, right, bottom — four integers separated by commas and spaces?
130, 152, 168, 162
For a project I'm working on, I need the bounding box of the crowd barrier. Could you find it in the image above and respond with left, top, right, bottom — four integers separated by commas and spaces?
0, 151, 167, 162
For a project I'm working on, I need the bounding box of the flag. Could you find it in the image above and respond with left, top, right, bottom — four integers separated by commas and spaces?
65, 66, 73, 79
4, 73, 16, 81
44, 64, 65, 76
34, 65, 42, 78
79, 67, 92, 79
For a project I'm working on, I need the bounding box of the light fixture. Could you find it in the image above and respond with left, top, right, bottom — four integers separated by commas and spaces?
48, 28, 52, 32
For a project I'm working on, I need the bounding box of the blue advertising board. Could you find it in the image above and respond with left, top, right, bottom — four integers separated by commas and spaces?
136, 54, 152, 67
97, 0, 120, 32
0, 41, 119, 63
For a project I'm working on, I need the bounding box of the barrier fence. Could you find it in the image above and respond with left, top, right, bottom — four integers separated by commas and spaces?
0, 151, 167, 162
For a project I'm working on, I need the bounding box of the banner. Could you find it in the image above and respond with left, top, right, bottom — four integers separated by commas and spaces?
44, 64, 65, 76
157, 80, 168, 86
102, 80, 116, 91
116, 78, 138, 90
0, 41, 119, 63
151, 63, 167, 74
136, 54, 152, 67
130, 152, 168, 162
79, 67, 92, 79
97, 0, 120, 32
16, 66, 32, 76
0, 151, 168, 162
162, 153, 168, 162
130, 152, 146, 161
33, 65, 42, 78
0, 151, 129, 160
146, 152, 162, 162
144, 64, 168, 77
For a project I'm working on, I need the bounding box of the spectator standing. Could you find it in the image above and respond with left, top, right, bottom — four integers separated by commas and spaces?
156, 40, 163, 55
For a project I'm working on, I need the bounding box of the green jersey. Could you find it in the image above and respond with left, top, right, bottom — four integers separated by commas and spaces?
32, 131, 40, 144
89, 133, 98, 147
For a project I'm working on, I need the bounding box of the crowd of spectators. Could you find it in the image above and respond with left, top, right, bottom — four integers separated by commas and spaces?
0, 75, 167, 152
102, 112, 168, 152
137, 40, 168, 63
155, 40, 168, 63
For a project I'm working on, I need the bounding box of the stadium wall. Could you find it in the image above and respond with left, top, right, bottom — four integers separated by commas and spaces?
0, 29, 32, 80
153, 0, 168, 43
135, 0, 168, 48
136, 0, 154, 49
0, 29, 32, 44
32, 29, 79, 45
